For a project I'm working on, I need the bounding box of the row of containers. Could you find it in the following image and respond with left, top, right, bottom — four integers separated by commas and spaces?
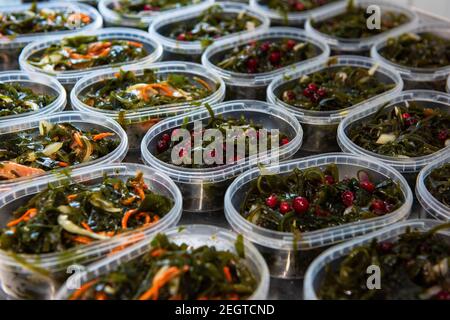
0, 0, 448, 300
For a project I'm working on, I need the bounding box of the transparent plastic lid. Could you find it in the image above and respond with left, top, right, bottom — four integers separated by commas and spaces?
19, 27, 163, 85
201, 27, 330, 87
305, 0, 418, 52
0, 163, 182, 272
55, 224, 270, 300
371, 23, 450, 82
303, 219, 447, 300
0, 70, 66, 124
99, 0, 214, 28
267, 55, 404, 125
0, 2, 103, 49
141, 100, 303, 184
0, 111, 128, 192
71, 61, 226, 124
149, 2, 270, 56
249, 0, 346, 25
416, 153, 450, 221
338, 90, 450, 173
224, 153, 413, 251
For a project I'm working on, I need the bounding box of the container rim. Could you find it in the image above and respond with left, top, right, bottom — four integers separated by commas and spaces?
224, 153, 413, 251
337, 90, 450, 173
0, 2, 103, 49
201, 27, 331, 87
304, 0, 419, 52
267, 55, 404, 125
371, 23, 450, 82
0, 163, 183, 269
446, 74, 450, 93
0, 70, 66, 123
70, 61, 226, 123
303, 219, 447, 300
54, 224, 270, 300
416, 153, 450, 220
149, 1, 270, 55
140, 100, 303, 183
0, 111, 128, 190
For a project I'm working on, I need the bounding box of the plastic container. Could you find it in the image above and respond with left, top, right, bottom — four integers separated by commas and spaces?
371, 24, 450, 91
447, 74, 450, 93
305, 0, 418, 55
0, 163, 182, 300
416, 153, 450, 221
0, 111, 128, 193
141, 100, 303, 214
249, 0, 345, 27
71, 61, 226, 152
202, 27, 330, 100
0, 2, 103, 71
224, 153, 413, 279
54, 224, 270, 300
303, 219, 447, 300
0, 71, 66, 124
19, 27, 163, 95
99, 0, 214, 29
338, 90, 450, 186
149, 2, 270, 63
267, 55, 404, 153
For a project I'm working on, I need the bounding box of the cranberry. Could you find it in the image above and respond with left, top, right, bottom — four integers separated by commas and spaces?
436, 291, 450, 300
260, 41, 271, 52
281, 138, 290, 146
293, 197, 309, 214
279, 201, 291, 214
317, 88, 327, 97
360, 180, 375, 193
176, 33, 186, 41
307, 83, 318, 91
401, 113, 411, 119
438, 129, 448, 141
161, 133, 171, 143
269, 51, 281, 65
265, 194, 278, 208
378, 241, 394, 253
286, 39, 296, 49
324, 175, 334, 185
341, 190, 354, 207
156, 140, 168, 153
143, 4, 152, 10
295, 2, 305, 11
303, 88, 314, 97
246, 58, 258, 73
370, 199, 387, 215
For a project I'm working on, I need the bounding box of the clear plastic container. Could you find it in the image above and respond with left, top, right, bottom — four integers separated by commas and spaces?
224, 153, 413, 279
71, 61, 226, 152
305, 0, 418, 55
202, 27, 330, 101
0, 111, 128, 193
141, 100, 303, 214
338, 90, 450, 186
0, 2, 103, 71
303, 219, 447, 300
249, 0, 345, 27
267, 55, 404, 153
416, 153, 450, 221
18, 27, 163, 94
371, 23, 450, 91
447, 75, 450, 93
99, 0, 214, 29
54, 224, 270, 300
0, 163, 182, 300
0, 71, 66, 124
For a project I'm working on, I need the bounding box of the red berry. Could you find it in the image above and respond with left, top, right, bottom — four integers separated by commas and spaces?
308, 83, 318, 91
293, 196, 309, 214
143, 4, 152, 10
281, 138, 290, 146
246, 58, 258, 73
260, 41, 270, 52
317, 88, 327, 97
269, 51, 281, 65
401, 113, 411, 119
378, 241, 394, 253
279, 201, 291, 214
341, 190, 354, 207
286, 39, 296, 49
370, 199, 387, 215
295, 2, 305, 11
156, 140, 168, 153
360, 180, 375, 193
324, 175, 334, 185
436, 291, 450, 300
265, 194, 278, 208
438, 129, 448, 141
303, 88, 313, 97
161, 133, 171, 143
310, 93, 320, 103
176, 33, 186, 41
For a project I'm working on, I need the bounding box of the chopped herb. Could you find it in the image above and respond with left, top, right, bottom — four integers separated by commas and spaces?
425, 163, 450, 207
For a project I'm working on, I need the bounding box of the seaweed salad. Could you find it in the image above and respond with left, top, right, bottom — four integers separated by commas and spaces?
112, 0, 198, 15
266, 0, 339, 14
425, 162, 450, 208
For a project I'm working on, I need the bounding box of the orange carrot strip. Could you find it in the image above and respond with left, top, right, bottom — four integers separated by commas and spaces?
92, 132, 115, 141
138, 266, 188, 300
147, 83, 174, 96
121, 209, 138, 229
73, 132, 83, 148
81, 222, 94, 233
127, 41, 143, 48
69, 279, 97, 300
67, 194, 78, 201
72, 236, 93, 245
58, 161, 69, 167
150, 248, 166, 257
137, 212, 151, 225
121, 196, 136, 206
223, 266, 232, 283
7, 208, 37, 227
134, 186, 146, 201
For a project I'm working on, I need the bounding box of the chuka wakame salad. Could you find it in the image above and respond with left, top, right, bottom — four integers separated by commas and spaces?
265, 0, 339, 15
240, 164, 404, 232
348, 101, 450, 158
81, 69, 215, 111
167, 5, 261, 46
0, 121, 119, 180
425, 162, 450, 208
279, 63, 394, 111
0, 172, 173, 254
319, 223, 450, 300
0, 82, 56, 117
112, 0, 199, 16
69, 233, 257, 300
27, 35, 148, 72
0, 3, 92, 37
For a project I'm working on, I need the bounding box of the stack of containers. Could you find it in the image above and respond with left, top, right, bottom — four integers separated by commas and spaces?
149, 1, 270, 62
0, 2, 103, 71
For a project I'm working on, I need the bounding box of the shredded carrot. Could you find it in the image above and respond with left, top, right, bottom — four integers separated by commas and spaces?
7, 208, 37, 227
150, 248, 166, 257
127, 41, 143, 48
97, 231, 114, 237
134, 186, 146, 201
169, 294, 182, 300
121, 196, 136, 206
137, 212, 151, 225
223, 266, 232, 283
152, 215, 160, 223
138, 265, 189, 300
81, 222, 94, 232
121, 209, 138, 229
69, 279, 97, 300
113, 182, 120, 190
67, 194, 78, 201
147, 83, 174, 96
72, 236, 93, 245
228, 293, 240, 300
193, 77, 211, 90
57, 161, 69, 167
68, 13, 91, 24
92, 132, 115, 141
108, 233, 144, 256
73, 132, 84, 148
95, 292, 108, 300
